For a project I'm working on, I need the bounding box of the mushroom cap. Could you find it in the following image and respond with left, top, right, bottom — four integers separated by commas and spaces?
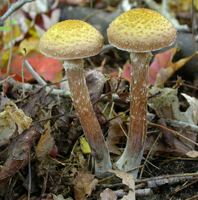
107, 8, 177, 52
39, 20, 103, 60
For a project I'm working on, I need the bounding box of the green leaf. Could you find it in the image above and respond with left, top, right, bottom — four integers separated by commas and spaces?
5, 19, 18, 25
0, 26, 9, 32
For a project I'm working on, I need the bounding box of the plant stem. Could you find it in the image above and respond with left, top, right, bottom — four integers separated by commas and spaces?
63, 59, 112, 173
115, 52, 152, 178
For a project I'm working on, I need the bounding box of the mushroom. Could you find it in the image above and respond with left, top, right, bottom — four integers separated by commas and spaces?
107, 8, 177, 177
39, 20, 112, 173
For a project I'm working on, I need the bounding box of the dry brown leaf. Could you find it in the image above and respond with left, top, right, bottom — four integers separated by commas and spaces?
74, 172, 98, 200
0, 129, 40, 190
186, 150, 198, 158
121, 191, 135, 200
181, 93, 198, 125
109, 169, 135, 199
52, 194, 73, 200
18, 37, 40, 55
148, 87, 195, 125
145, 133, 195, 156
0, 102, 32, 146
100, 188, 117, 200
36, 121, 55, 161
106, 117, 126, 155
22, 0, 49, 14
85, 69, 108, 104
109, 169, 135, 190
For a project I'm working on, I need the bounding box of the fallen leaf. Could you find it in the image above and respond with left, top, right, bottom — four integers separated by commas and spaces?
16, 87, 51, 119
36, 121, 56, 161
107, 60, 131, 82
109, 169, 135, 190
0, 102, 32, 146
149, 46, 177, 85
2, 51, 63, 82
120, 191, 135, 200
80, 137, 91, 154
145, 124, 197, 156
100, 188, 117, 200
42, 9, 60, 30
186, 150, 198, 158
2, 20, 25, 46
121, 60, 131, 82
106, 117, 126, 155
84, 69, 108, 123
108, 169, 135, 200
181, 93, 198, 125
158, 118, 174, 148
0, 129, 40, 190
22, 0, 49, 14
148, 87, 195, 125
52, 194, 73, 200
74, 172, 98, 200
18, 36, 40, 55
109, 76, 129, 102
84, 69, 108, 104
149, 45, 197, 86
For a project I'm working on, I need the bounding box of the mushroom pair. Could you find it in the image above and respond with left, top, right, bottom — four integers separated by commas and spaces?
39, 8, 177, 176
107, 8, 177, 177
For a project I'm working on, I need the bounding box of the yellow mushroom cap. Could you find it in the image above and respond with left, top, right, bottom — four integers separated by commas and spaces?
39, 20, 103, 60
107, 8, 177, 52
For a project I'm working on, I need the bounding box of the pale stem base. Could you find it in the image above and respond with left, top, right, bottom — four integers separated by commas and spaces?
115, 52, 152, 178
63, 59, 112, 173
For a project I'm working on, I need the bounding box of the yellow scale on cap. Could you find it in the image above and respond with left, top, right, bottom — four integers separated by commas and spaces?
39, 20, 103, 60
107, 8, 177, 52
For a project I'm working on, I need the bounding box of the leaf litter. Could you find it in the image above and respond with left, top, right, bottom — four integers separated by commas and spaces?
1, 1, 198, 199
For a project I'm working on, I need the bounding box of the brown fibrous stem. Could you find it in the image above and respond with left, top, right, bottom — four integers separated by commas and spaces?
63, 59, 112, 173
115, 52, 152, 178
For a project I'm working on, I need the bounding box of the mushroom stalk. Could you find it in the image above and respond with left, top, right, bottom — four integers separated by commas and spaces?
115, 52, 152, 178
63, 59, 112, 173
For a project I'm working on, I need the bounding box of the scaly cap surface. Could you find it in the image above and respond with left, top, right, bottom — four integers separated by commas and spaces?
39, 20, 103, 60
107, 8, 177, 52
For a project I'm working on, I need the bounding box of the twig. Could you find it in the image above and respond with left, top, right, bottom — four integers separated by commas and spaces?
169, 178, 198, 197
148, 121, 198, 146
6, 0, 13, 78
187, 194, 198, 200
114, 188, 153, 197
28, 151, 31, 200
24, 60, 47, 86
33, 112, 66, 124
8, 78, 71, 98
0, 74, 15, 84
168, 80, 198, 90
22, 49, 26, 97
139, 131, 162, 179
136, 172, 198, 187
0, 0, 35, 26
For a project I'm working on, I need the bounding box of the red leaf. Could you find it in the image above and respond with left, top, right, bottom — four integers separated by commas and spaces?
149, 46, 177, 85
121, 60, 131, 81
2, 52, 63, 82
